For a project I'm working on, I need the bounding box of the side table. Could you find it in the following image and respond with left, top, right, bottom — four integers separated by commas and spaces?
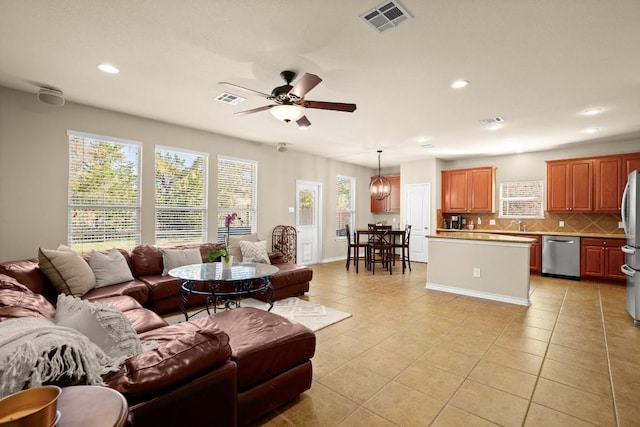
58, 386, 128, 427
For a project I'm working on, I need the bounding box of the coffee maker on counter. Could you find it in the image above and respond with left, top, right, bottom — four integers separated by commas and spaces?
450, 215, 462, 230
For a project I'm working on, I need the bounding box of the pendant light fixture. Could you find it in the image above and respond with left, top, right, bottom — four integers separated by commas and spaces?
369, 150, 391, 200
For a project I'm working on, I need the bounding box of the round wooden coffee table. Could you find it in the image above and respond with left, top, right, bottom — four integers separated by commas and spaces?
57, 386, 128, 427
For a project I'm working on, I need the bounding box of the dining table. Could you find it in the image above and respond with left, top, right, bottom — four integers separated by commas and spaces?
354, 227, 407, 274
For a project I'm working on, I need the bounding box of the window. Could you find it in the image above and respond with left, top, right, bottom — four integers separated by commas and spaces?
67, 130, 141, 252
499, 180, 544, 218
336, 175, 355, 239
217, 155, 257, 242
155, 146, 208, 245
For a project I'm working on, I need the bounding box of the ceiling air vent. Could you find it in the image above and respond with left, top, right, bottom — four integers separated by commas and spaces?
479, 116, 504, 126
360, 0, 412, 33
216, 92, 245, 105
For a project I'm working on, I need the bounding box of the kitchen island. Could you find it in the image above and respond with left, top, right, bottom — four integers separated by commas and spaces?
426, 232, 534, 306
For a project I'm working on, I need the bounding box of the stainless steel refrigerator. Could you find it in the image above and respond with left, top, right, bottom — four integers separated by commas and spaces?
622, 170, 640, 327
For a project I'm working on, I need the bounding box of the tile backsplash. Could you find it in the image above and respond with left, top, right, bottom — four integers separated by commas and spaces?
438, 210, 625, 236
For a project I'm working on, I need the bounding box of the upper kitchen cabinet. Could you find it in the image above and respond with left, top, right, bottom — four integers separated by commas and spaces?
370, 174, 400, 213
442, 166, 496, 213
546, 159, 593, 212
594, 157, 622, 212
623, 152, 640, 180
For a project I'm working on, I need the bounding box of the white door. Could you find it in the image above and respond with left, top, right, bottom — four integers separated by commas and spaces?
296, 180, 322, 264
405, 183, 431, 263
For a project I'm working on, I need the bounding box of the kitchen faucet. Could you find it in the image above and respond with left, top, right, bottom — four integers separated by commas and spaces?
510, 219, 522, 231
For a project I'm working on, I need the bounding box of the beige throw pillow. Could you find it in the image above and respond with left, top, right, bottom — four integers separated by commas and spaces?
227, 233, 258, 261
239, 240, 271, 264
161, 248, 202, 275
38, 244, 96, 296
89, 249, 134, 287
55, 294, 142, 360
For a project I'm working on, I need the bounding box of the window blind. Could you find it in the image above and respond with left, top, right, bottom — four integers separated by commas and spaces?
217, 155, 257, 242
155, 146, 208, 245
67, 130, 141, 252
499, 180, 544, 218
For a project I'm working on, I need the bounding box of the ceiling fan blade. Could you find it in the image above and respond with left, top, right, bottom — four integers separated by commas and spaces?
219, 82, 270, 99
289, 73, 322, 98
296, 116, 311, 128
234, 105, 273, 116
303, 100, 357, 112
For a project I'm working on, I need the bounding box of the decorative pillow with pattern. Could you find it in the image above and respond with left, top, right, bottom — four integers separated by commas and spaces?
54, 294, 142, 360
89, 249, 134, 287
239, 240, 271, 264
227, 233, 258, 261
38, 244, 96, 296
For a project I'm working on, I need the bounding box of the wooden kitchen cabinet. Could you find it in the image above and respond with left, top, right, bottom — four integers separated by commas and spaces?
546, 159, 593, 212
594, 157, 622, 212
370, 174, 400, 213
580, 237, 626, 282
511, 234, 541, 273
623, 152, 640, 180
442, 166, 496, 213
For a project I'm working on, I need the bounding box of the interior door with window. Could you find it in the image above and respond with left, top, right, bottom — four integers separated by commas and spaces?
296, 181, 321, 264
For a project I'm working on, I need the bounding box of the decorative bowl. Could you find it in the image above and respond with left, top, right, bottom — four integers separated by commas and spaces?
0, 386, 61, 427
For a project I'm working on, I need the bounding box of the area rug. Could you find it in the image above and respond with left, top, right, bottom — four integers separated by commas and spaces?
164, 297, 351, 332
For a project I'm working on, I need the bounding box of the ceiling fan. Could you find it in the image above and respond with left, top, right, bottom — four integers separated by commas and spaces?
219, 70, 357, 128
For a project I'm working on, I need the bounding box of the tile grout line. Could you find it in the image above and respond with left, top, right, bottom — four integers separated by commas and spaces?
598, 283, 620, 427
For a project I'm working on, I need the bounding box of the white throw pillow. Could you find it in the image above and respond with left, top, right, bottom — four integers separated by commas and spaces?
161, 248, 202, 275
38, 244, 96, 296
89, 249, 134, 287
239, 240, 271, 264
55, 294, 142, 359
228, 233, 258, 261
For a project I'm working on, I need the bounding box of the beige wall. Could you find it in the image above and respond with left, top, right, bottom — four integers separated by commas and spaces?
0, 86, 374, 262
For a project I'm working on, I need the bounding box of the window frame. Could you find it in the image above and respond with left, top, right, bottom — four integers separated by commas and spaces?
498, 179, 545, 219
216, 155, 258, 242
335, 175, 356, 241
67, 130, 142, 252
154, 145, 208, 246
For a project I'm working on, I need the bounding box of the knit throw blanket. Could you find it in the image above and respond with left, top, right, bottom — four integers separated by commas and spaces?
0, 317, 125, 398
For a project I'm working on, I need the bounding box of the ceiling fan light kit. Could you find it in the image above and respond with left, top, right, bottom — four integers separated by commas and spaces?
369, 150, 391, 200
270, 104, 304, 122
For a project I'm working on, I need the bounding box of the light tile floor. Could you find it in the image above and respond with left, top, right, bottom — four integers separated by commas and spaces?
253, 261, 640, 426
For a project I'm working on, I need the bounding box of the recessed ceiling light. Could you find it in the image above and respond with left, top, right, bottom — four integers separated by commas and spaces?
451, 80, 469, 89
487, 123, 503, 131
97, 64, 120, 74
583, 127, 600, 133
583, 107, 603, 116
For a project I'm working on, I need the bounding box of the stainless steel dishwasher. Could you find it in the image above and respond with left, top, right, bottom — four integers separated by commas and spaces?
542, 235, 581, 279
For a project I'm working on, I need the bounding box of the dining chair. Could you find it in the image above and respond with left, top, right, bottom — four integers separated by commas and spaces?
345, 224, 367, 272
367, 224, 393, 274
392, 224, 412, 273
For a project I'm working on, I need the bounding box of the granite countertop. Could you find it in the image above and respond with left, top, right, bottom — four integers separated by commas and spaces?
434, 228, 626, 240
427, 232, 535, 244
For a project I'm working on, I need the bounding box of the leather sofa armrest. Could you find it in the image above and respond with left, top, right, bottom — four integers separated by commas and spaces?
104, 324, 231, 403
268, 251, 285, 264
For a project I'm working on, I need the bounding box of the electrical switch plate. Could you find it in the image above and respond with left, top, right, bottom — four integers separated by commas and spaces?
477, 217, 482, 225
619, 221, 624, 228
288, 207, 295, 213
559, 221, 565, 227
473, 267, 481, 278
489, 219, 496, 225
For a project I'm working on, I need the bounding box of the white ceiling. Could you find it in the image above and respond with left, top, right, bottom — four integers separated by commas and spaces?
1, 0, 639, 169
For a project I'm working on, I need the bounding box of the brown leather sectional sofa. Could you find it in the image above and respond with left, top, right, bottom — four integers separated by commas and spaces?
0, 244, 316, 426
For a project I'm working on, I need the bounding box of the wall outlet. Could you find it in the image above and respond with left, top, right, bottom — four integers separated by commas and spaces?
489, 219, 496, 225
559, 220, 565, 227
462, 218, 467, 225
288, 207, 295, 213
477, 217, 482, 225
473, 267, 481, 278
619, 221, 624, 228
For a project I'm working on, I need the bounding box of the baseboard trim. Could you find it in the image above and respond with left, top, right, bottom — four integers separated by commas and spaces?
425, 282, 531, 306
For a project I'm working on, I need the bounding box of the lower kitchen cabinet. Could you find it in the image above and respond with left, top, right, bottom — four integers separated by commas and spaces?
580, 238, 626, 282
513, 234, 541, 273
